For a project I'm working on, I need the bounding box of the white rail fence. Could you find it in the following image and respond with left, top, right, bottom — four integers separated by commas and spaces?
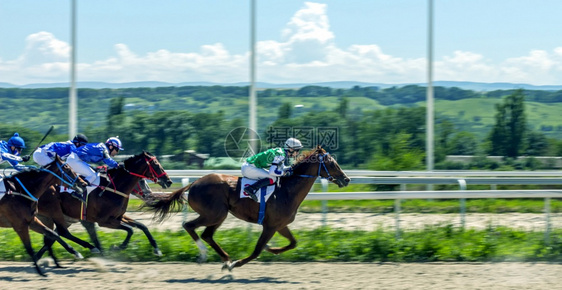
167, 170, 562, 241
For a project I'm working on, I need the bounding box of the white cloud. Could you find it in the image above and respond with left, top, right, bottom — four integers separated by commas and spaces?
1, 2, 562, 86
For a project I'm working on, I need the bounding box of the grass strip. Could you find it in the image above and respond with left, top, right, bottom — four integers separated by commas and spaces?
1, 226, 561, 263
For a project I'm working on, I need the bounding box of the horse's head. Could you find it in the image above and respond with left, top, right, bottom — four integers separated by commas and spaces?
123, 151, 173, 189
293, 145, 351, 188
45, 155, 88, 195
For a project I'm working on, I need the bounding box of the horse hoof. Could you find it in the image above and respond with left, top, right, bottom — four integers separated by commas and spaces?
90, 248, 101, 254
74, 252, 84, 260
197, 255, 207, 264
228, 260, 239, 272
154, 248, 163, 257
221, 261, 231, 271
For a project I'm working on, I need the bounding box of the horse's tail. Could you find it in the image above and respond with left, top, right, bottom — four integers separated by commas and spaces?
145, 184, 190, 223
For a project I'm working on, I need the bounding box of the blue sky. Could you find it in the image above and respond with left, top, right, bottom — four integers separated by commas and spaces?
1, 0, 561, 85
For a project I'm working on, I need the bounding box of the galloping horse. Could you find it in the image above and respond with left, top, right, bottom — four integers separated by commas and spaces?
0, 155, 88, 276
149, 146, 350, 270
35, 151, 172, 260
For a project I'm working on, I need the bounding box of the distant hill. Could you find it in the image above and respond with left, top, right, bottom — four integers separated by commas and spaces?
1, 81, 562, 91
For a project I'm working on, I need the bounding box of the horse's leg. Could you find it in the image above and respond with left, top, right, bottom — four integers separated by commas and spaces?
34, 217, 64, 268
29, 217, 84, 260
55, 223, 100, 253
121, 215, 162, 256
201, 223, 229, 264
95, 219, 135, 251
13, 225, 46, 276
81, 220, 104, 253
264, 226, 297, 255
228, 226, 277, 271
35, 217, 57, 261
183, 215, 228, 264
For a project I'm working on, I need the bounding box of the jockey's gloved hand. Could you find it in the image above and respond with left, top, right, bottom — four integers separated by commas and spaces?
96, 165, 108, 173
21, 155, 30, 162
117, 164, 126, 170
283, 167, 294, 177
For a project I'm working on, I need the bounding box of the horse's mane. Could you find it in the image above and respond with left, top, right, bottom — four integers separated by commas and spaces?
7, 167, 42, 179
291, 146, 326, 172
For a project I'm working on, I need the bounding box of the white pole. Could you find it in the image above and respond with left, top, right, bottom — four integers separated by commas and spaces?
426, 0, 434, 173
249, 0, 257, 152
69, 0, 77, 139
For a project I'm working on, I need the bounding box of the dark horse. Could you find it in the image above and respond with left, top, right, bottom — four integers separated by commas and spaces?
0, 155, 88, 276
35, 151, 172, 261
149, 146, 350, 270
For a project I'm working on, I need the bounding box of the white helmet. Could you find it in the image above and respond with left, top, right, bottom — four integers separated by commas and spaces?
284, 138, 303, 150
105, 136, 124, 150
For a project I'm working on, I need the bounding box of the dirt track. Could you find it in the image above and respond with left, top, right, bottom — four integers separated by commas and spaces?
3, 212, 562, 289
1, 260, 561, 289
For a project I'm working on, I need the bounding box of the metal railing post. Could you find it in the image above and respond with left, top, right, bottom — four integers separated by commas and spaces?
395, 184, 406, 239
545, 197, 551, 245
321, 179, 329, 227
181, 178, 190, 222
458, 179, 467, 228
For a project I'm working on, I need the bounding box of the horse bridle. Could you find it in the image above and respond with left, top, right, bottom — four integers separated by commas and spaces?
297, 152, 334, 181
125, 155, 167, 183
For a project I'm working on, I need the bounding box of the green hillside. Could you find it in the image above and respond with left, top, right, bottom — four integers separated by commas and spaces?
427, 99, 562, 139
1, 85, 561, 141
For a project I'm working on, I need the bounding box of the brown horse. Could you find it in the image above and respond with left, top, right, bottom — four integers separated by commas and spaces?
148, 146, 350, 270
0, 155, 88, 276
35, 151, 172, 260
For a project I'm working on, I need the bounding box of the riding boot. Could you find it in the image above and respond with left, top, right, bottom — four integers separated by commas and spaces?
244, 178, 273, 202
69, 188, 87, 203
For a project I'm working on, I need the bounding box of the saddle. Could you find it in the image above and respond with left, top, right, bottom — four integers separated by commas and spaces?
239, 177, 276, 203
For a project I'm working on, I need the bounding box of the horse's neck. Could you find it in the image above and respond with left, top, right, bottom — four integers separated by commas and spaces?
279, 175, 317, 208
107, 170, 141, 194
13, 172, 54, 199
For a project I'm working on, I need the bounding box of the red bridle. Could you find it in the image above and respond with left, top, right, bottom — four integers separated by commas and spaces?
126, 156, 167, 183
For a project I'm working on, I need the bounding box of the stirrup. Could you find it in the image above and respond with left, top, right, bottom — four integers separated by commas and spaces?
244, 188, 259, 202
70, 191, 86, 203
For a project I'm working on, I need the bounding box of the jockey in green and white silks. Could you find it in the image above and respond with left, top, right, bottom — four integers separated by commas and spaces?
241, 137, 303, 201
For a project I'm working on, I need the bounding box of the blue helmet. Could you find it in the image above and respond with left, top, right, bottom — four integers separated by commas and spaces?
105, 136, 123, 150
7, 133, 25, 148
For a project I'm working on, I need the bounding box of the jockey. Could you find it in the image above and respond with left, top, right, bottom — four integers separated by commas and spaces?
0, 133, 31, 171
33, 134, 89, 166
241, 137, 303, 202
66, 136, 123, 201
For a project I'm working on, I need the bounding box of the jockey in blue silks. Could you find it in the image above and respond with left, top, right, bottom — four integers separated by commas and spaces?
33, 134, 89, 166
66, 136, 123, 199
0, 133, 31, 171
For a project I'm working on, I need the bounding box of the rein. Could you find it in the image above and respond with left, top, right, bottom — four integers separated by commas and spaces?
126, 155, 166, 182
296, 152, 333, 181
97, 154, 166, 199
11, 162, 80, 202
97, 173, 129, 198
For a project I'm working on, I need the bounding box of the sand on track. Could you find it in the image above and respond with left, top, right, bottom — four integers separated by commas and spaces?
1, 260, 561, 290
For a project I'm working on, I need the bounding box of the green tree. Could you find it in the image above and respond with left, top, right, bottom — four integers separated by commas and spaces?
448, 131, 479, 155
367, 132, 425, 170
107, 96, 125, 129
435, 119, 455, 162
278, 102, 292, 119
336, 97, 349, 118
488, 89, 527, 157
524, 131, 549, 156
